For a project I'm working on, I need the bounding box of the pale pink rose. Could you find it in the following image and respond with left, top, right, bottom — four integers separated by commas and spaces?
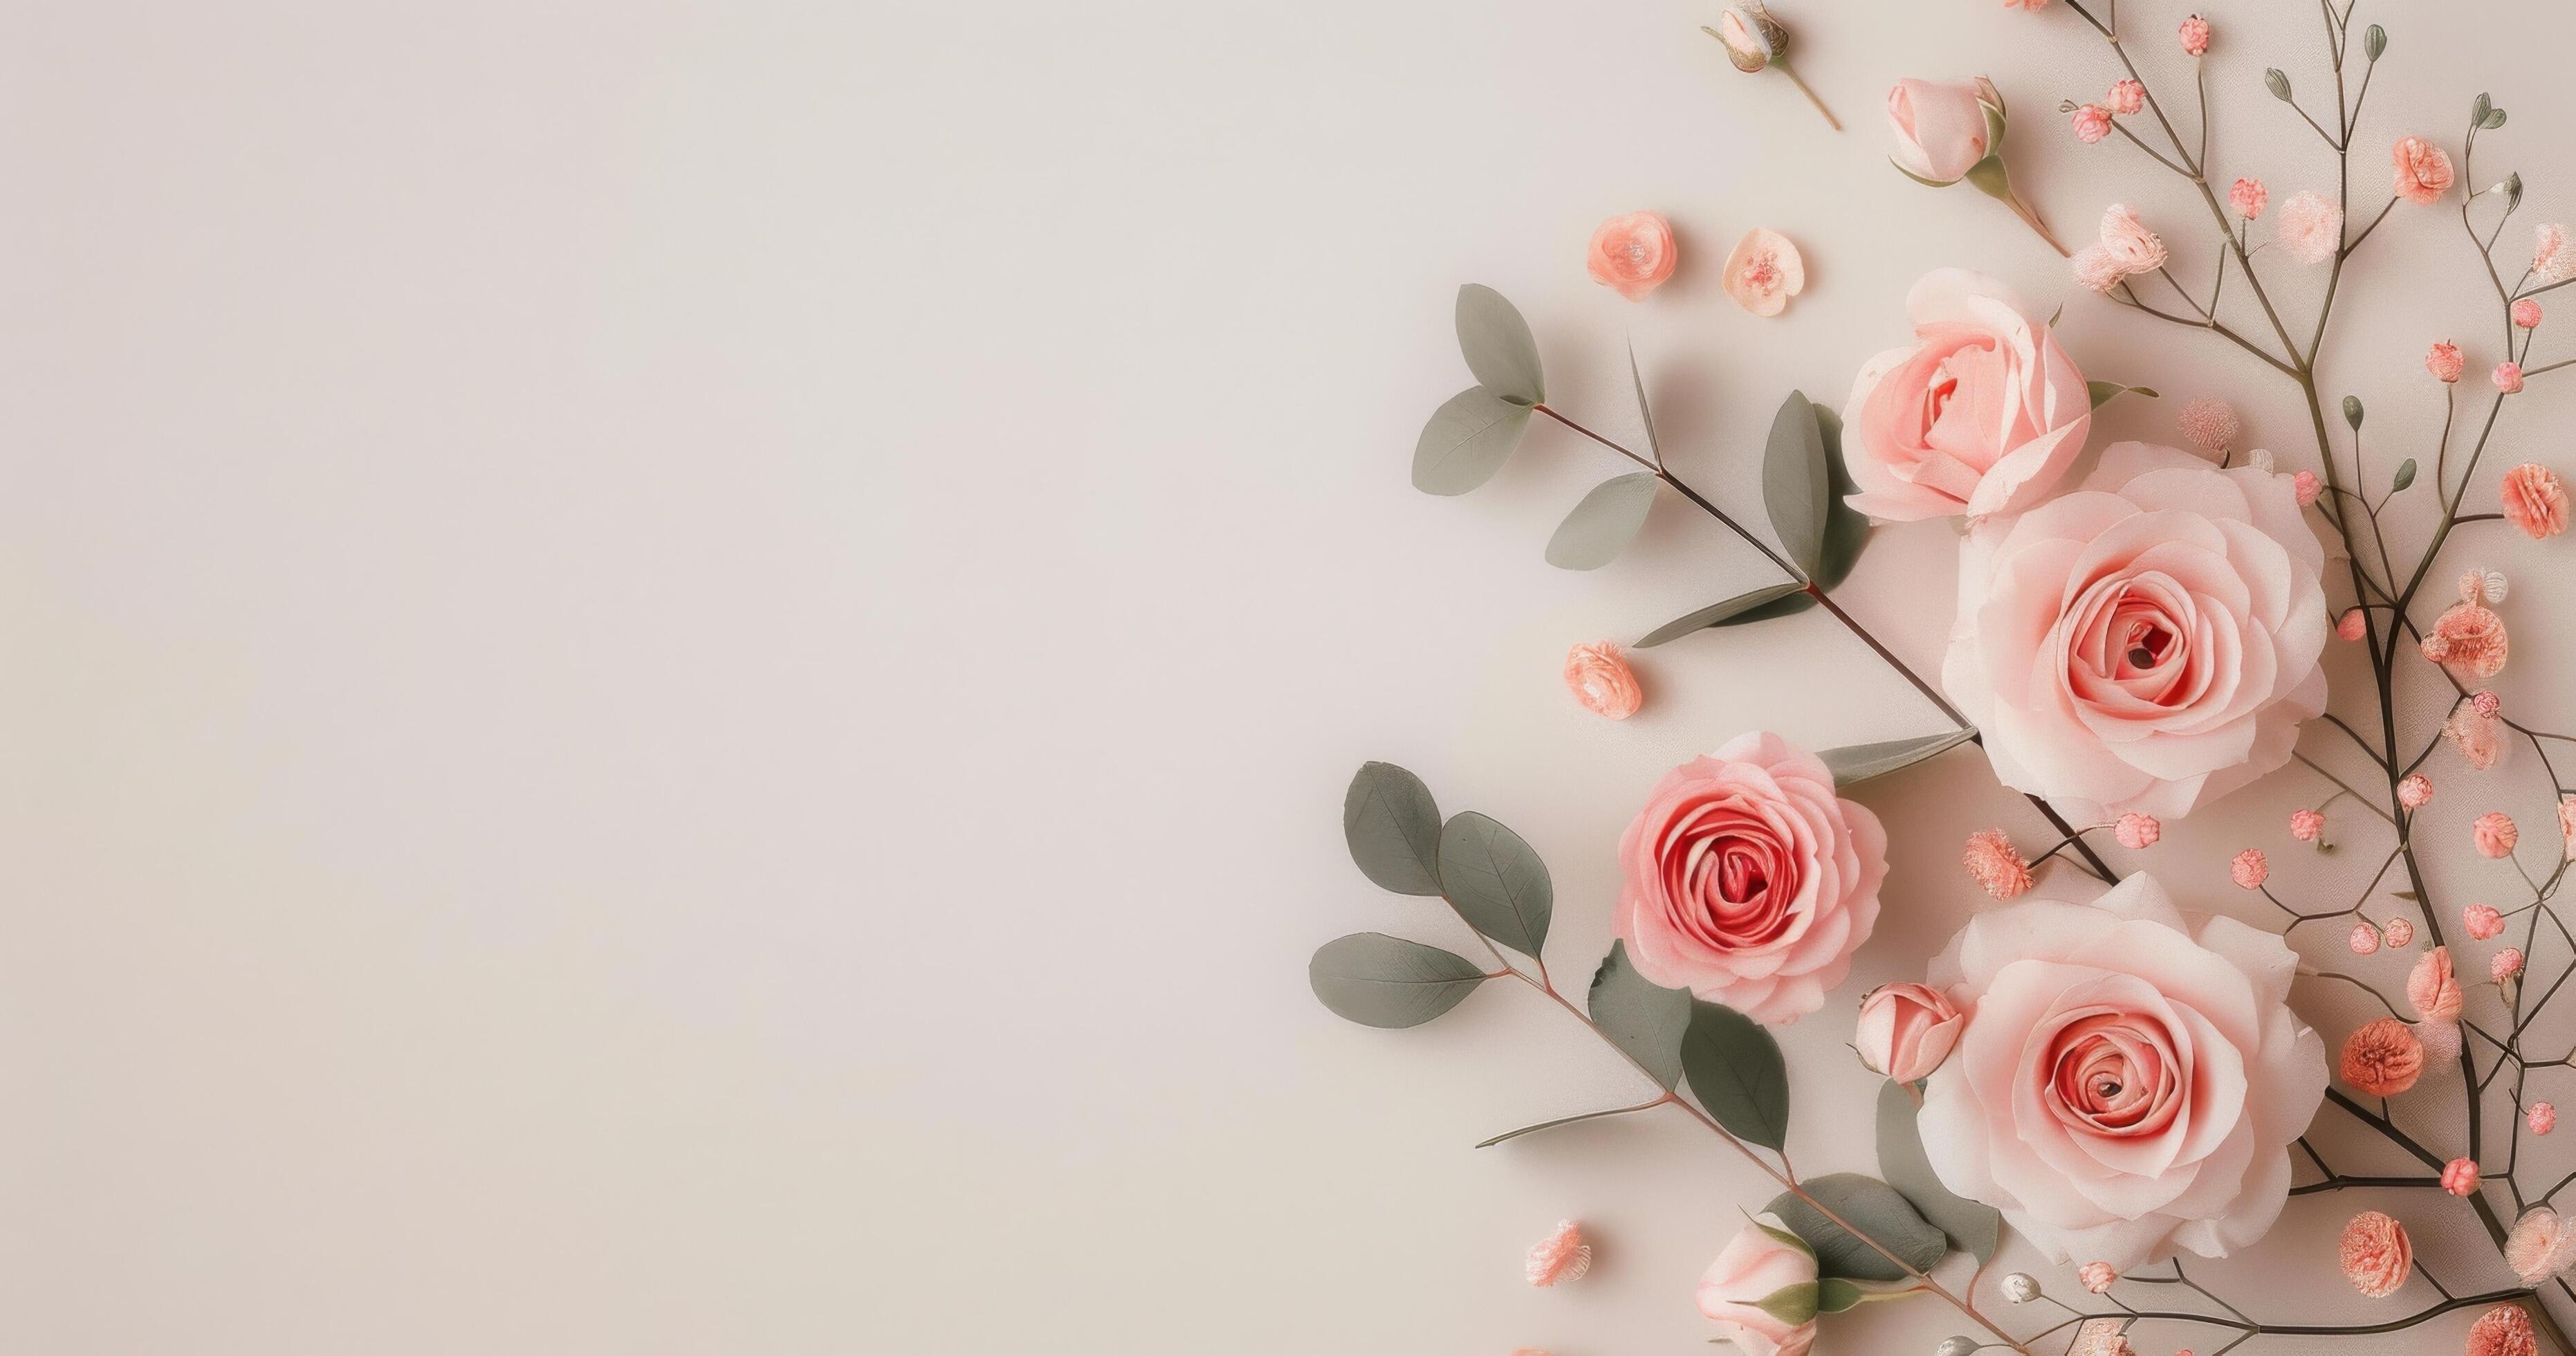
2274, 192, 2342, 265
1696, 1215, 1819, 1356
2508, 1209, 2576, 1283
2534, 1103, 2560, 1137
2340, 1018, 2422, 1096
1525, 1219, 1592, 1286
2078, 1261, 2117, 1293
1917, 874, 2326, 1267
1587, 212, 1677, 301
2465, 905, 2507, 941
1856, 982, 1964, 1082
1722, 228, 1806, 317
2228, 178, 2267, 219
2072, 104, 2112, 144
2496, 361, 2526, 394
2337, 609, 2367, 641
2494, 948, 2526, 980
2428, 341, 2466, 383
2179, 14, 2211, 56
2410, 948, 2465, 1020
2107, 80, 2144, 116
2398, 774, 2434, 809
2515, 298, 2545, 329
1962, 829, 2033, 899
2501, 464, 2569, 539
2339, 1211, 2412, 1297
2384, 917, 2414, 946
2115, 813, 2161, 849
1886, 79, 1994, 183
1944, 443, 2328, 823
1843, 270, 2094, 521
2444, 1158, 2483, 1196
1565, 641, 1644, 719
2176, 397, 2239, 455
2348, 922, 2380, 955
1614, 732, 1888, 1024
2097, 205, 2166, 275
2468, 1303, 2537, 1356
2476, 812, 2520, 859
2538, 224, 2576, 285
2391, 136, 2456, 205
2290, 809, 2326, 842
2071, 246, 2126, 295
2422, 600, 2508, 681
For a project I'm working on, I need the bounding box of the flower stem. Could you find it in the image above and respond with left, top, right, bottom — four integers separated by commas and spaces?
1771, 61, 1841, 131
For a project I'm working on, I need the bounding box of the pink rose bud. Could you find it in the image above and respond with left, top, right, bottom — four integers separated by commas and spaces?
2385, 917, 2416, 947
2071, 104, 2113, 144
2475, 690, 2504, 718
2399, 774, 2434, 809
2495, 948, 2527, 980
2337, 608, 2368, 641
2427, 342, 2465, 383
1696, 1215, 1820, 1356
2113, 812, 2161, 850
2349, 922, 2382, 955
2442, 1157, 2482, 1195
2230, 848, 2268, 890
2107, 80, 2144, 116
2078, 1261, 2117, 1294
2293, 469, 2322, 505
1885, 78, 1996, 184
2496, 361, 2526, 394
1565, 642, 1645, 719
1587, 212, 1677, 301
2229, 177, 2268, 219
2502, 463, 2570, 539
2476, 812, 2521, 859
2465, 904, 2507, 940
2515, 298, 2545, 329
2292, 809, 2327, 842
2533, 1103, 2559, 1135
2179, 13, 2211, 56
1854, 982, 1965, 1083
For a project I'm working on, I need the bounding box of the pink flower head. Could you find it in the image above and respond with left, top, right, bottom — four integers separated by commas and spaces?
2447, 704, 2508, 771
2445, 1157, 2484, 1196
2495, 948, 2527, 981
1615, 732, 1888, 1024
2072, 104, 2113, 144
2466, 1303, 2536, 1356
2107, 80, 2144, 116
2292, 469, 2321, 505
2476, 690, 2503, 718
2175, 396, 2239, 454
2391, 136, 2456, 205
2562, 794, 2576, 860
2228, 177, 2268, 219
1697, 1215, 1819, 1356
2476, 812, 2521, 859
2422, 600, 2509, 681
2539, 224, 2576, 284
2179, 14, 2211, 56
2535, 1103, 2559, 1135
2229, 848, 2268, 890
2465, 904, 2508, 940
2097, 205, 2166, 275
2508, 1209, 2576, 1283
2071, 246, 2125, 295
2496, 362, 2526, 394
2337, 608, 2368, 641
2427, 341, 2466, 383
2384, 916, 2416, 947
1886, 79, 1996, 184
1962, 829, 2034, 899
2339, 1210, 2413, 1297
1842, 270, 2094, 521
2078, 1261, 2117, 1293
1722, 228, 1806, 318
1525, 1219, 1593, 1287
2274, 191, 2342, 265
2516, 298, 2546, 329
2114, 812, 2161, 850
2340, 1018, 2423, 1096
1564, 642, 1644, 719
2348, 922, 2381, 955
2290, 809, 2326, 842
2398, 773, 2434, 809
2411, 948, 2465, 1019
1855, 982, 1965, 1082
1586, 212, 1677, 301
2501, 464, 2570, 539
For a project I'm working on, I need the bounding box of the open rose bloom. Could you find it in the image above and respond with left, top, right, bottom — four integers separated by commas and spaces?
1944, 442, 2329, 823
1917, 874, 2327, 1269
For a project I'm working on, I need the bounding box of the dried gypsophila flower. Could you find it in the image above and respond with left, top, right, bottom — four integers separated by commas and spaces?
2384, 916, 2416, 946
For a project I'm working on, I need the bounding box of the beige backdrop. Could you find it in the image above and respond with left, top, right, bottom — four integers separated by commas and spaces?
8, 1, 2575, 1352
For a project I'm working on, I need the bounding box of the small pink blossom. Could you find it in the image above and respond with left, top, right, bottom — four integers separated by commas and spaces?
2476, 690, 2503, 718
2399, 773, 2434, 809
2230, 848, 2268, 890
2342, 1018, 2425, 1096
2391, 136, 2456, 205
2411, 948, 2465, 1019
1525, 1219, 1593, 1286
2385, 917, 2416, 947
2337, 609, 2368, 641
2477, 812, 2521, 859
2291, 809, 2326, 842
2535, 1103, 2559, 1135
2561, 794, 2576, 860
1962, 829, 2034, 899
2071, 245, 2125, 294
2107, 80, 2144, 116
2428, 342, 2467, 383
2072, 104, 2113, 144
1586, 212, 1677, 301
1565, 643, 1644, 720
1722, 228, 1806, 318
2516, 298, 2546, 329
2508, 1209, 2576, 1286
2113, 812, 2160, 850
2422, 600, 2509, 681
2466, 1303, 2535, 1356
2539, 224, 2575, 284
2501, 464, 2570, 539
2179, 14, 2211, 56
2176, 396, 2239, 454
2079, 1261, 2117, 1293
2495, 948, 2527, 981
2097, 204, 2166, 275
2349, 922, 2381, 955
2444, 1157, 2483, 1196
2292, 469, 2322, 505
2274, 191, 2342, 265
2496, 362, 2527, 394
2465, 904, 2508, 941
2447, 704, 2508, 771
2229, 177, 2267, 219
2339, 1210, 2413, 1297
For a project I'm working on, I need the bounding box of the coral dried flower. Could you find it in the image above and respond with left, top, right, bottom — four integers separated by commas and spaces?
2340, 1018, 2425, 1097
2384, 916, 2416, 947
2107, 80, 2144, 116
1565, 642, 1644, 720
2113, 813, 2160, 850
1962, 829, 2034, 899
2476, 812, 2521, 859
2515, 298, 2545, 329
2229, 848, 2268, 890
2290, 809, 2327, 842
2275, 191, 2342, 265
2409, 948, 2464, 1020
2228, 177, 2267, 219
2501, 464, 2570, 539
1525, 1218, 1593, 1286
2422, 600, 2508, 681
2072, 104, 2112, 144
2078, 1261, 2117, 1293
2534, 1103, 2559, 1136
2428, 341, 2466, 383
2179, 14, 2211, 56
2337, 608, 2367, 641
2391, 136, 2456, 205
2475, 690, 2503, 718
2508, 1209, 2576, 1283
2292, 469, 2321, 505
1586, 212, 1677, 301
2398, 773, 2434, 809
2348, 922, 2381, 955
2465, 904, 2507, 940
1722, 228, 1806, 318
2175, 397, 2239, 454
2444, 1157, 2483, 1197
2494, 948, 2526, 980
2496, 362, 2526, 394
2071, 246, 2125, 295
2338, 1210, 2413, 1297
2465, 1302, 2535, 1356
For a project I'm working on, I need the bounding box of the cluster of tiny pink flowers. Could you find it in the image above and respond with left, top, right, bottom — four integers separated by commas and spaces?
2385, 917, 2416, 947
2113, 813, 2160, 850
2230, 848, 2268, 890
2071, 104, 2112, 144
2465, 904, 2508, 940
2476, 690, 2504, 718
2428, 341, 2467, 383
2443, 1157, 2483, 1195
2290, 808, 2327, 842
2228, 176, 2267, 219
2538, 223, 2575, 284
2274, 192, 2342, 265
2399, 773, 2435, 809
2534, 1103, 2559, 1135
2495, 948, 2528, 981
2476, 812, 2521, 859
2496, 362, 2527, 394
2292, 469, 2322, 505
2179, 13, 2211, 56
2349, 923, 2381, 955
2515, 298, 2545, 329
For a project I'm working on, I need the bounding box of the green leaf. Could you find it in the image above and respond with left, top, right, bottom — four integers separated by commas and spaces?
2391, 459, 2418, 493
1715, 589, 1819, 627
2475, 92, 2494, 123
1762, 390, 1829, 576
1682, 1000, 1791, 1150
1343, 762, 1444, 895
1816, 1279, 1882, 1314
2266, 68, 2292, 101
2344, 395, 2365, 430
1816, 729, 1978, 788
1627, 340, 1662, 461
1309, 933, 1487, 1028
2088, 381, 2160, 408
1455, 284, 1543, 405
1413, 386, 1533, 496
2487, 108, 2509, 131
1961, 154, 2012, 205
1888, 157, 1962, 190
1766, 1173, 1948, 1282
1436, 812, 1552, 956
1754, 1282, 1821, 1326
1474, 1102, 1662, 1148
1588, 941, 1691, 1088
1810, 403, 1870, 591
1545, 472, 1661, 570
1634, 582, 1810, 648
1877, 1080, 2003, 1263
2509, 173, 2527, 211
2363, 23, 2386, 60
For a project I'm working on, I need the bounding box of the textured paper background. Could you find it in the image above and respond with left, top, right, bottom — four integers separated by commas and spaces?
8, 1, 2576, 1351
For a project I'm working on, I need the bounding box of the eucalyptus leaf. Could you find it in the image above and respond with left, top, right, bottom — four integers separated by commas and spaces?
1413, 386, 1533, 496
2343, 395, 2365, 430
1628, 340, 1662, 461
2088, 381, 2160, 408
1682, 1000, 1790, 1150
1455, 284, 1544, 405
1877, 1080, 2003, 1262
1634, 582, 1809, 648
1766, 1173, 1948, 1282
1343, 762, 1444, 895
2363, 23, 2386, 60
1309, 933, 1487, 1028
1588, 941, 1691, 1088
1545, 473, 1662, 571
2487, 108, 2509, 130
1436, 812, 1552, 956
1810, 404, 1870, 592
1762, 390, 1829, 576
2392, 458, 2418, 493
2475, 92, 2494, 123
1715, 589, 1819, 627
2266, 68, 2292, 101
1475, 1101, 1662, 1149
1816, 729, 1979, 789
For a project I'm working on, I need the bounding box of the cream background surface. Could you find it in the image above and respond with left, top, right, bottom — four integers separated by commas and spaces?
9, 1, 2576, 1352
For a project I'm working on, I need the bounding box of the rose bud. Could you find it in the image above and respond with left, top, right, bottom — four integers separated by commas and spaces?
1855, 982, 1965, 1083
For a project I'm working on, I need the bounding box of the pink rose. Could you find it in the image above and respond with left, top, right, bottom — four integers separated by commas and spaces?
1696, 1215, 1819, 1356
1886, 78, 1995, 184
1587, 211, 1677, 301
2391, 136, 2456, 206
1942, 443, 2330, 823
1614, 733, 1888, 1024
1856, 982, 1965, 1082
1843, 269, 2093, 522
1917, 874, 2326, 1268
